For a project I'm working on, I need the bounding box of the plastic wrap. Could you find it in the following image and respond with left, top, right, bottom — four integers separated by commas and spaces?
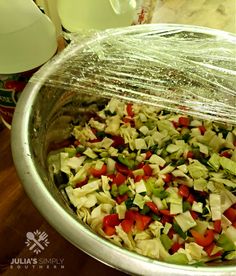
31, 24, 236, 125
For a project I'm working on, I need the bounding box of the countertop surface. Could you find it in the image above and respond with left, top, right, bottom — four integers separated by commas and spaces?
0, 127, 127, 276
153, 0, 236, 33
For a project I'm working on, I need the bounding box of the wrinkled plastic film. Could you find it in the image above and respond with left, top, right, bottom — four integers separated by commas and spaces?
31, 25, 236, 125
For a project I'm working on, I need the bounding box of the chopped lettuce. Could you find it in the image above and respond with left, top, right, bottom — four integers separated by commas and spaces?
175, 211, 197, 232
208, 153, 221, 171
188, 160, 208, 179
135, 179, 147, 194
133, 193, 145, 209
165, 253, 189, 265
136, 238, 170, 260
220, 157, 236, 176
83, 148, 98, 159
209, 194, 221, 220
73, 180, 101, 197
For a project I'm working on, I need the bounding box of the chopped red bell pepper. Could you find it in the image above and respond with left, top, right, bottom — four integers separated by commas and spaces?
145, 151, 153, 160
107, 174, 115, 181
75, 177, 89, 188
213, 220, 222, 233
204, 242, 215, 257
167, 227, 175, 239
143, 164, 153, 176
161, 215, 172, 225
103, 214, 120, 227
211, 251, 222, 258
224, 207, 236, 222
134, 175, 143, 183
123, 117, 134, 125
126, 103, 134, 117
115, 162, 131, 176
190, 229, 214, 247
89, 138, 102, 143
231, 203, 236, 209
103, 225, 116, 236
163, 173, 172, 183
178, 184, 190, 198
74, 140, 80, 146
121, 219, 133, 233
137, 162, 145, 169
186, 193, 195, 204
186, 151, 194, 159
111, 135, 125, 148
90, 127, 97, 134
170, 242, 182, 254
125, 210, 137, 221
172, 121, 179, 129
204, 242, 222, 258
135, 213, 151, 231
159, 209, 174, 217
116, 194, 128, 204
198, 191, 208, 197
143, 175, 150, 181
90, 164, 107, 178
145, 202, 159, 214
220, 151, 232, 158
198, 126, 206, 135
113, 172, 127, 186
178, 117, 190, 127
190, 210, 198, 220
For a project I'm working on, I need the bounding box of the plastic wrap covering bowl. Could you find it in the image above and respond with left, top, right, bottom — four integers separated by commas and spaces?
11, 24, 236, 275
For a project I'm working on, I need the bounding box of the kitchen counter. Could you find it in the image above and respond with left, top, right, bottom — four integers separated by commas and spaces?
0, 128, 126, 276
153, 0, 236, 33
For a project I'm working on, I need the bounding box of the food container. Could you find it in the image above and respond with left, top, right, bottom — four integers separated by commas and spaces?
0, 0, 57, 128
11, 24, 236, 275
57, 0, 157, 32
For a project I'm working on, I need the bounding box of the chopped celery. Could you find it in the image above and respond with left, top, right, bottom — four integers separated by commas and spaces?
140, 205, 150, 215
165, 253, 189, 265
183, 201, 191, 212
118, 184, 129, 195
152, 214, 161, 221
152, 188, 169, 199
65, 147, 76, 157
125, 198, 134, 209
172, 222, 187, 239
220, 157, 236, 176
118, 154, 136, 169
76, 146, 85, 153
111, 184, 118, 197
160, 234, 174, 251
208, 153, 221, 171
217, 234, 235, 252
